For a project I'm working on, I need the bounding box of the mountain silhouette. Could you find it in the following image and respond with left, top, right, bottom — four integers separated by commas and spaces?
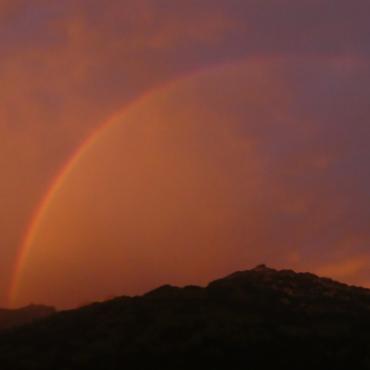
1, 265, 370, 369
0, 304, 55, 331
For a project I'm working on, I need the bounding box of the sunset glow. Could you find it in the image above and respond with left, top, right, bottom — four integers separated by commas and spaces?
1, 1, 369, 309
9, 60, 370, 308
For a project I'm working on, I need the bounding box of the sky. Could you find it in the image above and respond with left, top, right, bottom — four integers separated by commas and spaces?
1, 0, 369, 308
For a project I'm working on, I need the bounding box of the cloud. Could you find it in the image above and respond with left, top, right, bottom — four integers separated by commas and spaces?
12, 59, 370, 307
316, 254, 370, 282
1, 1, 370, 305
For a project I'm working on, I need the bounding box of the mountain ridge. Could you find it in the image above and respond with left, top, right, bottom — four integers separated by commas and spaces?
1, 265, 370, 369
0, 304, 56, 331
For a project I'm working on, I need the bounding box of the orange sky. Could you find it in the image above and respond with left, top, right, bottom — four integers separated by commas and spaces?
1, 1, 369, 308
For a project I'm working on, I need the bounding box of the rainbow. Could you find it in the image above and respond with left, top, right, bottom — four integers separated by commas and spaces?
7, 85, 164, 307
8, 60, 246, 307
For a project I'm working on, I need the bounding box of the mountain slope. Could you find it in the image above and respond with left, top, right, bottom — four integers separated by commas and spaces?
0, 304, 55, 331
1, 265, 370, 369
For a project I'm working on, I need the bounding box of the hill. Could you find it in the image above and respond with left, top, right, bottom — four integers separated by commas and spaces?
1, 265, 370, 369
0, 304, 55, 331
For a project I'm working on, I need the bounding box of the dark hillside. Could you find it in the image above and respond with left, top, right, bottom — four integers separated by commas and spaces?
1, 266, 370, 369
0, 304, 55, 331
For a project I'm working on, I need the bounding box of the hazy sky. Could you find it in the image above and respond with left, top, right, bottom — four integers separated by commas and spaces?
1, 1, 369, 308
